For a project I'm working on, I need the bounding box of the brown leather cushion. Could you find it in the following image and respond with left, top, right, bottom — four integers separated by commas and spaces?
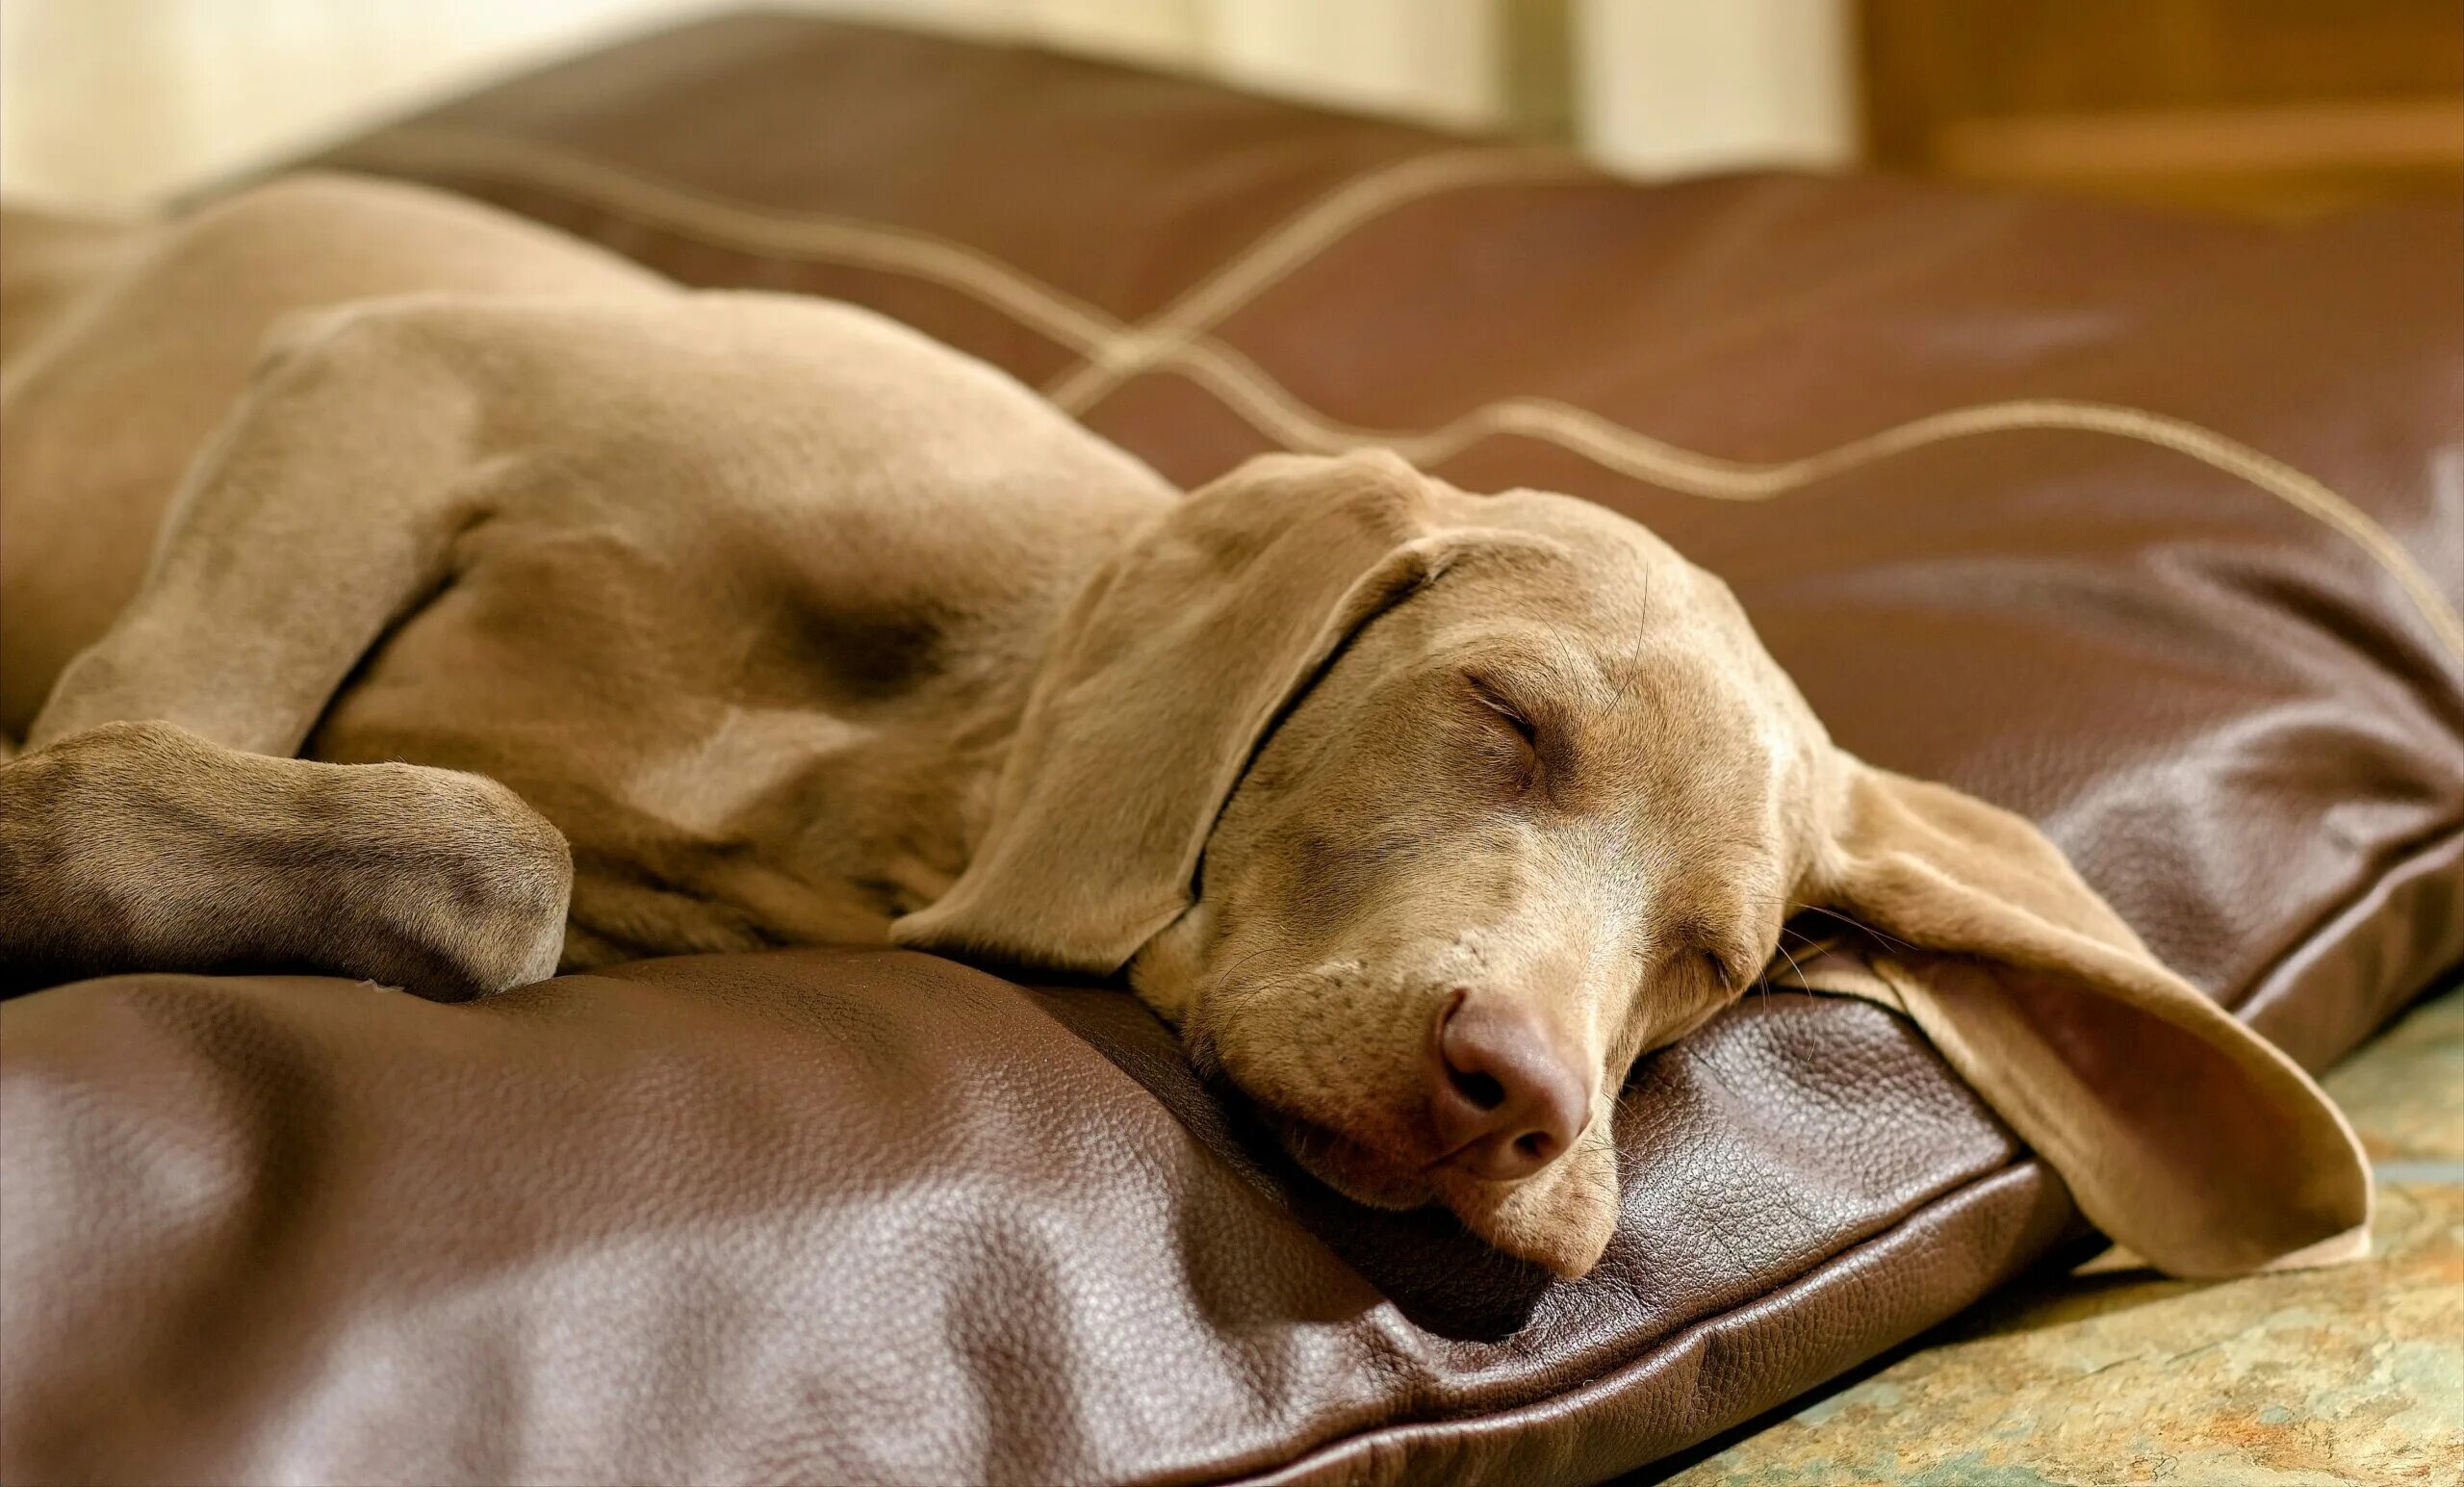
6, 13, 2457, 1485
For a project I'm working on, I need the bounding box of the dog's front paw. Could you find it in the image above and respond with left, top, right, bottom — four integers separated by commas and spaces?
331, 762, 575, 1000
0, 720, 572, 999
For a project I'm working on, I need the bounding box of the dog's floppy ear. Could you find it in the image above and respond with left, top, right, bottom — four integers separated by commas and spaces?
1794, 756, 2370, 1277
895, 450, 1451, 975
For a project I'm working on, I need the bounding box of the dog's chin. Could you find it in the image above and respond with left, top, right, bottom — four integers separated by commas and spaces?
1255, 1105, 1621, 1279
1429, 1143, 1622, 1279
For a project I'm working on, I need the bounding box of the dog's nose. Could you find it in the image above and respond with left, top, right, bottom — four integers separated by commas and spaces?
1429, 992, 1591, 1182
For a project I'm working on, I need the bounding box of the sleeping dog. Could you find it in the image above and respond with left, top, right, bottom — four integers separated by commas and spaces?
0, 175, 2365, 1279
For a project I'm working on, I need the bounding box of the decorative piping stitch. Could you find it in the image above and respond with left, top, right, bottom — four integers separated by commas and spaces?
338, 130, 1126, 357
329, 128, 2464, 660
1040, 145, 1591, 411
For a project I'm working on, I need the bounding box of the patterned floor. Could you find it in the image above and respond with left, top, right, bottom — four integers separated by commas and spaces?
1670, 985, 2463, 1487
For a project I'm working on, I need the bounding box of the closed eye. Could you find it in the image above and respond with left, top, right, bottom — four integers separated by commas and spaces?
1464, 674, 1542, 794
1466, 675, 1538, 747
1701, 951, 1738, 992
1490, 700, 1539, 750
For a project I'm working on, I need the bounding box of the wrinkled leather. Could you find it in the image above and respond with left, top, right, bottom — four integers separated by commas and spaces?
4, 13, 2457, 1485
2, 957, 2068, 1485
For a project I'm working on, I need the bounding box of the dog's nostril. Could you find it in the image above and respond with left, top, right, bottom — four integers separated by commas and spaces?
1450, 1066, 1506, 1111
1514, 1131, 1553, 1161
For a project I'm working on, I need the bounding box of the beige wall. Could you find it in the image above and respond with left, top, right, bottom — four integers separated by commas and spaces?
0, 0, 1855, 209
1, 0, 732, 206
1575, 0, 1857, 175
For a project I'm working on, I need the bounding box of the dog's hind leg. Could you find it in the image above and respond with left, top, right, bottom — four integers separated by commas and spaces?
3, 301, 572, 998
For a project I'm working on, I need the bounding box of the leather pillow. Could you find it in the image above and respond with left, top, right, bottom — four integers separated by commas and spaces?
6, 13, 2454, 1484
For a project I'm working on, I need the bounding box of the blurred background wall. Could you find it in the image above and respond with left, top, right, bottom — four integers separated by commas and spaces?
3, 0, 2456, 216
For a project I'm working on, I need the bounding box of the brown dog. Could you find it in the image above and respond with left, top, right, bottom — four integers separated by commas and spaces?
0, 175, 2366, 1278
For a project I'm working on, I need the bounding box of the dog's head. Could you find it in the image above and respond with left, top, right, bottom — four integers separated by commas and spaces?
897, 451, 2368, 1280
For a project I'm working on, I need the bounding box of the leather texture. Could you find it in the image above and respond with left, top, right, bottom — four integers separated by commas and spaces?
6, 13, 2459, 1484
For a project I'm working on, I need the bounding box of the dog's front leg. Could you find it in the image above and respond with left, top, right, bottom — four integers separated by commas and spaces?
0, 720, 567, 998
6, 299, 572, 998
33, 300, 500, 756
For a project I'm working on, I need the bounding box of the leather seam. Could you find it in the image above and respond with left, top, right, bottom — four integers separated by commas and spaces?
1223, 1158, 2057, 1487
2225, 813, 2464, 1018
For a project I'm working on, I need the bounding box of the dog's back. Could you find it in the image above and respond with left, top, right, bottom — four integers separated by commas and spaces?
1, 174, 668, 733
3, 174, 1173, 961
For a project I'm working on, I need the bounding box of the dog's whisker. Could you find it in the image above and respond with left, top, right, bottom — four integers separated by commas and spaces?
1796, 904, 1920, 955
1765, 935, 1812, 1003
